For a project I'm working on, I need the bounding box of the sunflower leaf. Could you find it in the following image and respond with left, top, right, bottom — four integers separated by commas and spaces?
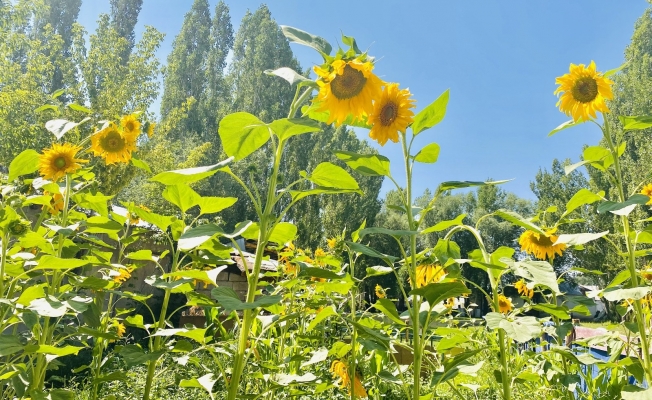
281, 26, 332, 56
8, 149, 40, 181
412, 89, 449, 135
548, 119, 582, 137
620, 115, 652, 131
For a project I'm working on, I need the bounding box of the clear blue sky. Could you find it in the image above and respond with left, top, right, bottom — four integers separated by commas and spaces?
79, 1, 650, 201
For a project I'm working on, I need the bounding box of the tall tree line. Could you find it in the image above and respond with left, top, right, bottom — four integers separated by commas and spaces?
122, 2, 383, 249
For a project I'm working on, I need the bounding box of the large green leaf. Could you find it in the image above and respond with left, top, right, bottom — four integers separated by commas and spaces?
45, 117, 89, 139
0, 336, 24, 357
127, 204, 175, 232
507, 259, 560, 294
421, 214, 467, 234
531, 304, 571, 320
34, 255, 88, 270
150, 157, 233, 185
178, 224, 223, 251
289, 187, 362, 202
333, 151, 391, 177
494, 210, 546, 235
269, 118, 320, 141
219, 112, 270, 161
620, 115, 652, 131
548, 119, 582, 137
8, 149, 40, 181
179, 374, 216, 398
597, 194, 649, 215
281, 25, 332, 56
308, 162, 359, 190
413, 143, 441, 163
602, 286, 652, 302
307, 306, 337, 331
436, 180, 510, 195
373, 298, 405, 325
119, 345, 164, 368
563, 189, 604, 216
269, 222, 298, 245
431, 349, 484, 386
197, 197, 237, 215
265, 67, 315, 87
554, 231, 608, 246
412, 89, 449, 135
345, 241, 397, 263
410, 281, 470, 306
213, 294, 282, 311
163, 185, 200, 214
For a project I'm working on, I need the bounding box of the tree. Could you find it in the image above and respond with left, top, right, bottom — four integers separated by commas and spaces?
109, 0, 143, 62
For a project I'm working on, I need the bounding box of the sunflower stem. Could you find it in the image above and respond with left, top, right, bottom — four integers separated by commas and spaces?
601, 115, 652, 384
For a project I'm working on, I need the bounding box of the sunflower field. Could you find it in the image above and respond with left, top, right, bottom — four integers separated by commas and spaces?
3, 1, 652, 400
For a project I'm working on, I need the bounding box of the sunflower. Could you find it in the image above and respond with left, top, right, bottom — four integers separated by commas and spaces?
113, 267, 132, 284
8, 219, 30, 237
514, 279, 534, 299
641, 268, 652, 282
519, 230, 567, 261
375, 284, 386, 299
367, 83, 416, 146
120, 114, 141, 136
91, 122, 138, 164
38, 143, 87, 182
330, 360, 368, 398
283, 262, 298, 277
146, 122, 156, 138
115, 322, 126, 338
412, 264, 446, 289
314, 248, 326, 258
641, 183, 652, 205
554, 61, 613, 122
327, 237, 337, 249
498, 294, 513, 314
48, 192, 65, 215
313, 59, 383, 126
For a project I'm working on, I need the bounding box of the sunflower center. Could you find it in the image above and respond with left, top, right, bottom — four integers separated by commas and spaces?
379, 101, 398, 126
532, 233, 555, 247
571, 76, 599, 103
330, 65, 367, 100
124, 121, 136, 131
53, 156, 68, 170
101, 131, 126, 152
499, 298, 509, 308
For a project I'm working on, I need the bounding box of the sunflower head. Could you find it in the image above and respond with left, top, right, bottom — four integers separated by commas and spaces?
7, 218, 30, 237
120, 114, 141, 136
514, 279, 534, 299
113, 267, 133, 285
313, 58, 384, 126
146, 122, 156, 138
38, 143, 87, 182
91, 122, 138, 165
368, 83, 416, 146
641, 184, 652, 205
554, 61, 614, 122
498, 294, 513, 314
375, 284, 386, 299
330, 360, 367, 397
314, 248, 326, 258
327, 237, 337, 249
283, 262, 298, 277
411, 264, 446, 289
641, 268, 652, 282
519, 230, 567, 261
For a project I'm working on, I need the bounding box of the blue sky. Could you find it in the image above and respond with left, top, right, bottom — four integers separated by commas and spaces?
79, 1, 650, 201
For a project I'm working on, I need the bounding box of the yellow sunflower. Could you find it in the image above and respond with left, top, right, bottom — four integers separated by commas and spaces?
313, 59, 383, 126
330, 360, 368, 398
641, 183, 652, 205
46, 191, 65, 215
327, 237, 337, 249
146, 122, 156, 138
91, 122, 138, 164
375, 284, 386, 299
113, 267, 132, 284
115, 322, 126, 338
519, 230, 567, 261
514, 279, 534, 299
38, 143, 87, 182
121, 114, 141, 136
641, 268, 652, 282
554, 61, 613, 122
412, 264, 446, 289
314, 247, 326, 258
498, 294, 513, 314
368, 83, 416, 146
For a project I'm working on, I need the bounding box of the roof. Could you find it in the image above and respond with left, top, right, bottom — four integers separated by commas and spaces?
230, 250, 278, 272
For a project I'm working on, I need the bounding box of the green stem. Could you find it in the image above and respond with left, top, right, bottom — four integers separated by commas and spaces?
0, 233, 7, 299
142, 245, 179, 400
348, 251, 358, 400
601, 116, 652, 383
228, 133, 285, 400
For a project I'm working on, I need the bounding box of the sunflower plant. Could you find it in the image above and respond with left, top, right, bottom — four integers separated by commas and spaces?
548, 60, 652, 395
